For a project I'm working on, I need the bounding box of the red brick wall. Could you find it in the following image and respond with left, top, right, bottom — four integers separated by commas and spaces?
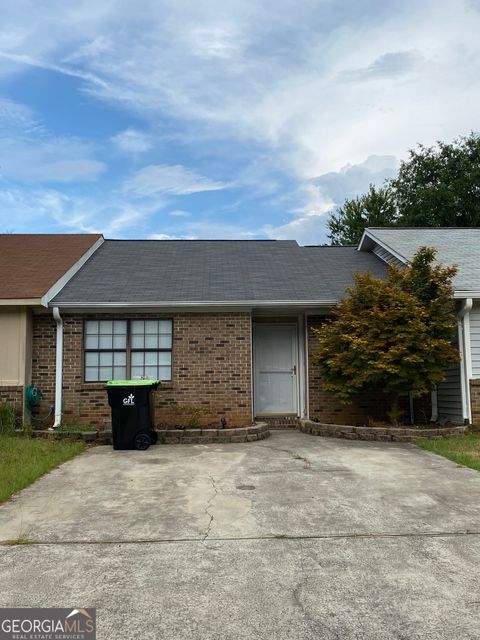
31, 312, 252, 429
0, 386, 24, 425
470, 380, 480, 425
307, 316, 430, 424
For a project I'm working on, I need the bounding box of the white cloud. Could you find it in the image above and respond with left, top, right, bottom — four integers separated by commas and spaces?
124, 164, 227, 197
169, 209, 191, 217
111, 128, 153, 154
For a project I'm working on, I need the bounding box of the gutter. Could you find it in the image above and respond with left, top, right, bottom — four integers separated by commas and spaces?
49, 300, 339, 309
457, 298, 473, 424
52, 307, 63, 429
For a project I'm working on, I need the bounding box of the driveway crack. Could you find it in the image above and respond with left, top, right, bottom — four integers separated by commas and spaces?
203, 475, 219, 540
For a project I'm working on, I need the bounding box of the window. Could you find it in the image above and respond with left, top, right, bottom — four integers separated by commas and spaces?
84, 319, 173, 382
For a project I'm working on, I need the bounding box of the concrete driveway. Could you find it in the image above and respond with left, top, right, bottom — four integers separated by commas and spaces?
1, 431, 480, 639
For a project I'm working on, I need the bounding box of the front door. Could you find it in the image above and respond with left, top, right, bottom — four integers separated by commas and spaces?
254, 323, 298, 415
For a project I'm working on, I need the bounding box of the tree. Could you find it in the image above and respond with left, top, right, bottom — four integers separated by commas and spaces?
326, 132, 480, 245
327, 185, 397, 246
313, 247, 458, 423
391, 133, 480, 226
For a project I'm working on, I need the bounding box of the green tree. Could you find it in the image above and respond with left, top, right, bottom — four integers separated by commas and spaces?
326, 132, 480, 245
391, 133, 480, 226
313, 247, 458, 423
327, 185, 397, 245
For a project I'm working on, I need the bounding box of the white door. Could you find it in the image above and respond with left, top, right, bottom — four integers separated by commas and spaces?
254, 324, 298, 415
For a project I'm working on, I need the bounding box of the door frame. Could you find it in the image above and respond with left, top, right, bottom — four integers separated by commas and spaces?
252, 320, 303, 417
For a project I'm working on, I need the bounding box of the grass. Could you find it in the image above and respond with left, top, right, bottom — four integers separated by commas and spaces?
0, 435, 85, 503
417, 434, 480, 472
54, 424, 97, 433
2, 538, 34, 546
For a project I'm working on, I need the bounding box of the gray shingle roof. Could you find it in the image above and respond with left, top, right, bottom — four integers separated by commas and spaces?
364, 228, 480, 292
52, 240, 387, 305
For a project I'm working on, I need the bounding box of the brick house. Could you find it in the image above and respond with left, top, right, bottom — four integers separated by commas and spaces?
0, 233, 103, 423
2, 229, 478, 429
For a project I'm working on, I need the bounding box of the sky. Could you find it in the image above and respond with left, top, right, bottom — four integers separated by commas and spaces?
0, 0, 479, 244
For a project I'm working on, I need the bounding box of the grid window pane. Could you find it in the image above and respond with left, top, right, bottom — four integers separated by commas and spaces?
131, 334, 144, 348
158, 334, 172, 349
145, 335, 158, 349
85, 321, 98, 334
85, 318, 172, 382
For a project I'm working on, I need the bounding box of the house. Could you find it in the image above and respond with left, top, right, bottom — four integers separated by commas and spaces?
25, 239, 390, 429
3, 229, 477, 430
359, 227, 480, 426
0, 234, 103, 422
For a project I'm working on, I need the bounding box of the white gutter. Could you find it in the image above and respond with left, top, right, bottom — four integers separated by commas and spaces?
52, 307, 63, 429
50, 300, 338, 310
458, 298, 473, 424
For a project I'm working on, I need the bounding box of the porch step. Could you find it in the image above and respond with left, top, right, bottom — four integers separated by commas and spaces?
256, 415, 299, 429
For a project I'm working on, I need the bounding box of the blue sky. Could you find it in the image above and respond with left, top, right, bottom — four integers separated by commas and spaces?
0, 0, 479, 244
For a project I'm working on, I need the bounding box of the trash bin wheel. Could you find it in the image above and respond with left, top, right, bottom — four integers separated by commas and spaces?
149, 430, 158, 444
134, 432, 151, 450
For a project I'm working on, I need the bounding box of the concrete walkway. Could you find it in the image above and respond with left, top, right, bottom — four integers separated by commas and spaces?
1, 431, 480, 639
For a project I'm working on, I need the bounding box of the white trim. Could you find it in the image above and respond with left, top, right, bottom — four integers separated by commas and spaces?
304, 314, 310, 420
453, 291, 480, 299
51, 299, 338, 309
297, 313, 307, 418
53, 307, 63, 428
41, 236, 104, 307
458, 298, 473, 423
249, 312, 254, 424
357, 230, 408, 264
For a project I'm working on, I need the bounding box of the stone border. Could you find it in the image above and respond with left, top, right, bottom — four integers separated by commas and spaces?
298, 419, 467, 442
31, 423, 270, 445
155, 422, 269, 444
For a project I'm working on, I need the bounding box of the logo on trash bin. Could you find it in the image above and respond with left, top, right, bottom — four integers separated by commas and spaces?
123, 393, 135, 405
0, 608, 96, 639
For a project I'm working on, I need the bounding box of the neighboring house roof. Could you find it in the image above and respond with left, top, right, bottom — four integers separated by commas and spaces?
0, 234, 103, 302
359, 228, 480, 294
52, 240, 387, 306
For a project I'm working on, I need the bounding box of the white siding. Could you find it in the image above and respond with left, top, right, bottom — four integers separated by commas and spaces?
469, 302, 480, 378
437, 331, 463, 423
372, 245, 404, 267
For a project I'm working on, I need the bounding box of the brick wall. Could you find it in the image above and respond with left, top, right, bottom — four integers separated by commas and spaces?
470, 380, 480, 425
31, 312, 252, 429
0, 386, 24, 424
307, 316, 430, 424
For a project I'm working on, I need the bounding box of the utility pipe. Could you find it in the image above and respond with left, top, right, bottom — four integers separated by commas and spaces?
458, 298, 473, 424
52, 306, 63, 429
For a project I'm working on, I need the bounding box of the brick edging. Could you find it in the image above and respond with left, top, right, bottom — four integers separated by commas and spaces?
297, 419, 467, 442
155, 422, 269, 444
32, 423, 270, 445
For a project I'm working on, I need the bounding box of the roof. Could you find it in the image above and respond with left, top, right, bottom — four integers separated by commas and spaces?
0, 234, 103, 300
52, 240, 388, 306
359, 228, 480, 293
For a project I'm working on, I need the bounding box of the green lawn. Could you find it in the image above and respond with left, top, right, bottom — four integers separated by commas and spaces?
0, 435, 85, 503
417, 434, 480, 472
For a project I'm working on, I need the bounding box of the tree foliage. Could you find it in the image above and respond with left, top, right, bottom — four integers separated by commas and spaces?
327, 133, 480, 245
313, 247, 458, 420
327, 185, 397, 246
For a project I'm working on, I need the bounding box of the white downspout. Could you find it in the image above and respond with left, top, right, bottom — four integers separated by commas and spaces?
430, 385, 438, 422
458, 298, 473, 424
52, 307, 63, 429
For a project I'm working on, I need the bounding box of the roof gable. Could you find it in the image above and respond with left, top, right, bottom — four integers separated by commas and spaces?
0, 234, 103, 300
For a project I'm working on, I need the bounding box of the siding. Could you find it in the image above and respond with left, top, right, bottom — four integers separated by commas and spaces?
437, 331, 463, 423
470, 302, 480, 378
372, 245, 405, 267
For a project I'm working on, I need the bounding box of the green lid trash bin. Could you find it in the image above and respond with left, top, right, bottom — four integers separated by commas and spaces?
106, 379, 159, 450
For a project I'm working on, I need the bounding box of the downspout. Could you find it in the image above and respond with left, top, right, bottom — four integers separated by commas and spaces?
458, 298, 473, 424
51, 307, 63, 429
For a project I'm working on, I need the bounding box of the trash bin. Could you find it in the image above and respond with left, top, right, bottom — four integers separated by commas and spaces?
106, 380, 159, 450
